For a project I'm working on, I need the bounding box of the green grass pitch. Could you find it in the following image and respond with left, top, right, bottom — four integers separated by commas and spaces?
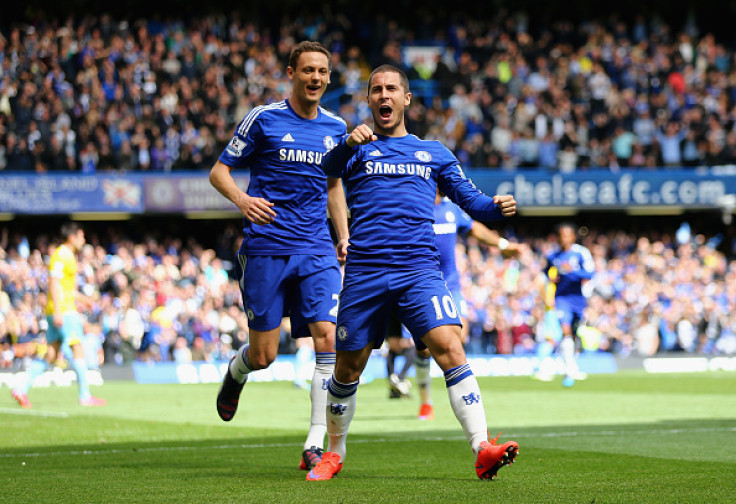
2, 371, 735, 503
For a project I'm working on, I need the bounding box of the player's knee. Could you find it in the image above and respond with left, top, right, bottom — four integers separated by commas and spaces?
247, 350, 275, 370
425, 334, 465, 369
387, 337, 401, 352
333, 359, 362, 383
46, 344, 60, 363
333, 367, 361, 384
436, 346, 465, 366
311, 326, 335, 351
70, 343, 85, 360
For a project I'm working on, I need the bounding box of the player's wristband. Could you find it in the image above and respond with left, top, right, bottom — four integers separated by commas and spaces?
498, 238, 509, 251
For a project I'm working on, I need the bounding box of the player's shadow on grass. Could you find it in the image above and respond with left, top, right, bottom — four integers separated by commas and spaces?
349, 416, 736, 443
4, 417, 733, 461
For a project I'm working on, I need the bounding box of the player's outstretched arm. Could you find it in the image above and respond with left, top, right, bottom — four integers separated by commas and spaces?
209, 160, 276, 225
468, 222, 526, 259
76, 291, 96, 312
439, 165, 517, 222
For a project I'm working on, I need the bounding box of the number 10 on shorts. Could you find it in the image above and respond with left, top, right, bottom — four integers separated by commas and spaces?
431, 295, 458, 320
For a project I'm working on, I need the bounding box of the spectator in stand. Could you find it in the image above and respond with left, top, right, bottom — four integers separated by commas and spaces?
5, 12, 736, 172
656, 121, 688, 167
632, 108, 657, 156
612, 125, 638, 168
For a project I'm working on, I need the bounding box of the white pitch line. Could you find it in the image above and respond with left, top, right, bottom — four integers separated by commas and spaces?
2, 426, 734, 460
534, 426, 736, 438
0, 408, 69, 418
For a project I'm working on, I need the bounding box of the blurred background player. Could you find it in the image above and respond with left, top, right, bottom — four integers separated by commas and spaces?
11, 222, 106, 408
532, 265, 565, 381
392, 189, 525, 419
385, 314, 415, 399
541, 222, 595, 387
432, 188, 526, 347
293, 326, 315, 391
210, 41, 349, 472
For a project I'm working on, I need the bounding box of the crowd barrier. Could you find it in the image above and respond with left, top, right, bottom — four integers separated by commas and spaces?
2, 353, 735, 388
1, 168, 734, 215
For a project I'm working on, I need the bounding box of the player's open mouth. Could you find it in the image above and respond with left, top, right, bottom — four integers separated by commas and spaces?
379, 105, 392, 120
307, 84, 322, 93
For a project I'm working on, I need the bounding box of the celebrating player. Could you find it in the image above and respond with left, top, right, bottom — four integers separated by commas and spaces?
306, 65, 519, 481
210, 41, 349, 471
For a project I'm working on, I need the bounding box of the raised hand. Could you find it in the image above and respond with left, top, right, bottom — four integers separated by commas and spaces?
493, 194, 517, 217
345, 124, 377, 148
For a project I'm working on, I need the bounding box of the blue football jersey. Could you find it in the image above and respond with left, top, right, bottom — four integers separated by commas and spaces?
219, 99, 347, 255
323, 134, 504, 270
545, 244, 595, 299
434, 198, 472, 291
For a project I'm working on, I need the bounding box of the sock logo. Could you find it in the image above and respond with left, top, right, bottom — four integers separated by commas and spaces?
462, 392, 480, 405
329, 402, 347, 415
322, 378, 330, 390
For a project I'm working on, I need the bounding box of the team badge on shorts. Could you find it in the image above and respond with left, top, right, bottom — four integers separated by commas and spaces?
337, 325, 348, 341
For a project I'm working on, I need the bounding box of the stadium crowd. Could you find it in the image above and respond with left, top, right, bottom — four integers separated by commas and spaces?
3, 11, 736, 173
458, 223, 736, 358
0, 225, 249, 370
1, 220, 734, 371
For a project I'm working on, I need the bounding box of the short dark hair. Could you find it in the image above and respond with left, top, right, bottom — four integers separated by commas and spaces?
367, 64, 410, 94
556, 221, 577, 234
288, 41, 331, 71
60, 221, 82, 240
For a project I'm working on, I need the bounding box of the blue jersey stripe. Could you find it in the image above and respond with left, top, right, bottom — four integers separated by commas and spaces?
315, 352, 336, 365
237, 102, 287, 137
319, 106, 347, 126
444, 363, 473, 387
327, 377, 358, 398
